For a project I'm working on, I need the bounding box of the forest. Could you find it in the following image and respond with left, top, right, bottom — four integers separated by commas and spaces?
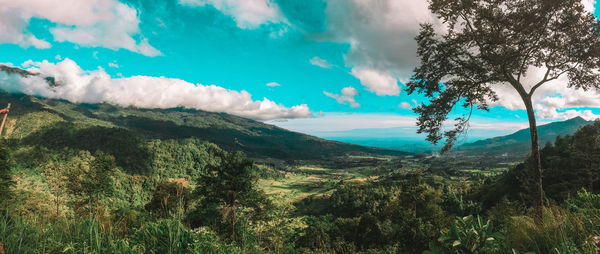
2, 0, 600, 253
1, 104, 600, 253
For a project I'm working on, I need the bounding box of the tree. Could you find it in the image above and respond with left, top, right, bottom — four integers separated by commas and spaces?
407, 0, 600, 225
65, 151, 117, 217
145, 180, 191, 218
0, 145, 13, 208
195, 150, 267, 242
42, 160, 67, 219
571, 121, 600, 192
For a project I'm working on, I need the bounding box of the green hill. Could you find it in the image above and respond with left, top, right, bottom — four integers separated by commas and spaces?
0, 65, 408, 163
458, 116, 594, 156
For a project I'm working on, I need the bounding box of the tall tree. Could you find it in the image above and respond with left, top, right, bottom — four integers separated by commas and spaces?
195, 150, 266, 242
407, 0, 600, 225
65, 151, 117, 217
572, 121, 600, 192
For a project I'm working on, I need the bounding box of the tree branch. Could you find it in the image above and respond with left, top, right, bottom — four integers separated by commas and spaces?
528, 66, 552, 96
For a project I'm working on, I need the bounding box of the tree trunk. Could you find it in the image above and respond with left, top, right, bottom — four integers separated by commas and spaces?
588, 162, 593, 193
523, 96, 544, 227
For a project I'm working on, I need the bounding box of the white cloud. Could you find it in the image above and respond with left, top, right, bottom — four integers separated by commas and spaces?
309, 56, 332, 69
537, 109, 600, 121
582, 0, 596, 13
0, 0, 161, 56
0, 59, 310, 120
318, 0, 596, 99
179, 0, 283, 29
490, 65, 600, 120
320, 0, 443, 88
323, 86, 360, 108
266, 82, 281, 87
28, 36, 52, 49
108, 62, 120, 68
351, 68, 400, 96
398, 102, 411, 109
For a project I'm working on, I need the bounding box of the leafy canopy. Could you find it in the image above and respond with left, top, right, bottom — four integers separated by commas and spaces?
407, 0, 600, 152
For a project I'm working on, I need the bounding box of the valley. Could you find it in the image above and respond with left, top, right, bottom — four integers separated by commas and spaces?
0, 85, 596, 253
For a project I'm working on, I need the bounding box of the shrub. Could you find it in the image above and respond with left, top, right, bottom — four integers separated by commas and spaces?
424, 215, 504, 254
506, 206, 595, 253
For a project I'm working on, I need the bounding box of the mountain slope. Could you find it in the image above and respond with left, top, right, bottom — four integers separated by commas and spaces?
0, 91, 408, 161
458, 117, 594, 155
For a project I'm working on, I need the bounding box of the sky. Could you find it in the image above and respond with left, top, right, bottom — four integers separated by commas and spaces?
0, 0, 600, 142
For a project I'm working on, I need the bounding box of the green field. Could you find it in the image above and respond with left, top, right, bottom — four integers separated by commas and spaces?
259, 165, 373, 203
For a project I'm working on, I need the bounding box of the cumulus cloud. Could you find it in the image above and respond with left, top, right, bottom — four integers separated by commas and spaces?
266, 82, 281, 87
318, 0, 442, 94
313, 0, 600, 117
0, 59, 310, 120
323, 86, 360, 108
350, 68, 400, 96
179, 0, 284, 29
309, 56, 332, 69
317, 0, 596, 100
0, 0, 161, 56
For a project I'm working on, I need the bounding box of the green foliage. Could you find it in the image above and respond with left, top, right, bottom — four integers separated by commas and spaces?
149, 138, 222, 179
0, 145, 14, 207
505, 206, 595, 253
64, 151, 117, 216
537, 121, 600, 201
23, 122, 151, 174
563, 189, 600, 214
296, 173, 451, 253
424, 215, 504, 254
4, 93, 600, 253
192, 150, 271, 243
0, 213, 244, 254
145, 180, 191, 218
443, 190, 482, 217
0, 91, 407, 162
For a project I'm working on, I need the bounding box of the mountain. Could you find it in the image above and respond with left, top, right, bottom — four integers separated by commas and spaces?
0, 66, 408, 162
319, 126, 514, 153
458, 117, 594, 156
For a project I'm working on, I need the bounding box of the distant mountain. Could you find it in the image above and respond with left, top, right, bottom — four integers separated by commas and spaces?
0, 65, 408, 161
317, 123, 520, 154
458, 117, 594, 156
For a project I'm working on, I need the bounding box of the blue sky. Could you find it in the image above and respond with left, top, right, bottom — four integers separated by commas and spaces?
1, 0, 600, 141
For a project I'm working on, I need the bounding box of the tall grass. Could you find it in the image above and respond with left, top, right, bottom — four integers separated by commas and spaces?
506, 206, 598, 253
0, 211, 245, 254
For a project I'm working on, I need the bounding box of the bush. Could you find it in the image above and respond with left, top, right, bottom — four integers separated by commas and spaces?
506, 206, 596, 253
424, 215, 504, 254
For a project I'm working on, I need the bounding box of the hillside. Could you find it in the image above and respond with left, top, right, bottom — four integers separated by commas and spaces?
458, 116, 594, 156
0, 66, 408, 162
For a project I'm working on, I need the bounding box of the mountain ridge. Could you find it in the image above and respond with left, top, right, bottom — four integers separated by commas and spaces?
0, 64, 409, 161
457, 116, 594, 155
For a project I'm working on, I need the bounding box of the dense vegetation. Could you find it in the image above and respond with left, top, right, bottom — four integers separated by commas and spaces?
0, 91, 407, 161
2, 72, 600, 254
1, 88, 600, 253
